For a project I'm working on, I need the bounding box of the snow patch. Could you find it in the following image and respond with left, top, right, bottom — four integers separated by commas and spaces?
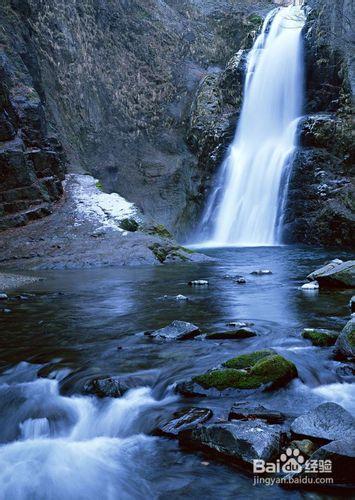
65, 174, 140, 231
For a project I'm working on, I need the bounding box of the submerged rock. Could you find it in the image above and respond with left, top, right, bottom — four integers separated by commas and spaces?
149, 320, 200, 340
236, 277, 246, 284
228, 402, 285, 424
250, 270, 272, 275
226, 321, 254, 328
307, 259, 355, 288
302, 328, 339, 347
180, 420, 281, 465
155, 407, 212, 438
290, 402, 355, 442
175, 294, 188, 301
84, 376, 131, 398
206, 328, 257, 340
177, 350, 297, 395
333, 317, 355, 361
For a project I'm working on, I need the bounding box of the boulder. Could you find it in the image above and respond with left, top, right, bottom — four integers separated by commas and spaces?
84, 376, 131, 398
307, 260, 355, 288
305, 439, 355, 484
228, 402, 285, 424
149, 320, 200, 340
206, 328, 257, 340
333, 317, 355, 361
290, 402, 355, 442
302, 328, 339, 347
155, 407, 212, 438
180, 420, 281, 465
177, 350, 298, 395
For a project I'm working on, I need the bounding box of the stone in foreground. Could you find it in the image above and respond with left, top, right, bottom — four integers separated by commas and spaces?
84, 376, 131, 398
306, 439, 355, 484
206, 328, 257, 340
307, 259, 355, 288
291, 402, 355, 442
155, 407, 212, 438
288, 439, 355, 486
333, 317, 355, 361
302, 328, 339, 347
149, 320, 200, 340
181, 420, 281, 465
177, 350, 297, 395
228, 402, 285, 424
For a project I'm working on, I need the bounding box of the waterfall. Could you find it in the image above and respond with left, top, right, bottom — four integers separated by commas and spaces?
195, 5, 305, 247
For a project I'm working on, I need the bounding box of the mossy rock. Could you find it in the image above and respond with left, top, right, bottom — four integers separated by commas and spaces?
119, 217, 139, 232
149, 243, 189, 263
95, 181, 103, 191
148, 224, 172, 238
223, 349, 273, 369
193, 351, 297, 391
302, 328, 339, 347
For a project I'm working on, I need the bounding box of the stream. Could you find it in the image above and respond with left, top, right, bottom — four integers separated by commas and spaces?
0, 246, 354, 499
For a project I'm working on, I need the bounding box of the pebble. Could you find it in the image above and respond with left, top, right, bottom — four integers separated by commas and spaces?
301, 281, 319, 290
175, 294, 188, 301
188, 280, 209, 286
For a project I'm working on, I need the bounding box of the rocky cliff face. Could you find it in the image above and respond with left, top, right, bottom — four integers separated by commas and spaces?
0, 0, 272, 238
282, 0, 354, 246
188, 0, 354, 247
0, 0, 353, 247
0, 2, 65, 231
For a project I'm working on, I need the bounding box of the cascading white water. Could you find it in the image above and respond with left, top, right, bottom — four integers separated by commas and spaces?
195, 4, 305, 247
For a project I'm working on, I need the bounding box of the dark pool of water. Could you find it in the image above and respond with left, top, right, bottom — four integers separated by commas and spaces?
0, 246, 353, 499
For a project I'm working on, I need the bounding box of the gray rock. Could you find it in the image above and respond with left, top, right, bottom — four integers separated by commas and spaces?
291, 402, 355, 441
301, 281, 319, 290
228, 403, 285, 424
307, 260, 355, 288
306, 439, 355, 484
206, 328, 257, 340
226, 321, 254, 328
236, 277, 246, 284
156, 407, 212, 438
333, 317, 355, 361
149, 320, 200, 340
0, 293, 8, 300
250, 270, 272, 275
181, 420, 281, 465
84, 377, 132, 398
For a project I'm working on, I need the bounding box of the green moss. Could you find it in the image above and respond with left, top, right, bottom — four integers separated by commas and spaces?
119, 218, 139, 232
302, 328, 339, 347
180, 246, 195, 254
348, 329, 355, 347
95, 181, 103, 191
149, 224, 172, 238
247, 13, 263, 26
193, 351, 297, 391
149, 243, 169, 263
223, 349, 273, 369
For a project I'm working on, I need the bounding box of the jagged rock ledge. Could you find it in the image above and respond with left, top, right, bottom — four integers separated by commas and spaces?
0, 174, 211, 270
